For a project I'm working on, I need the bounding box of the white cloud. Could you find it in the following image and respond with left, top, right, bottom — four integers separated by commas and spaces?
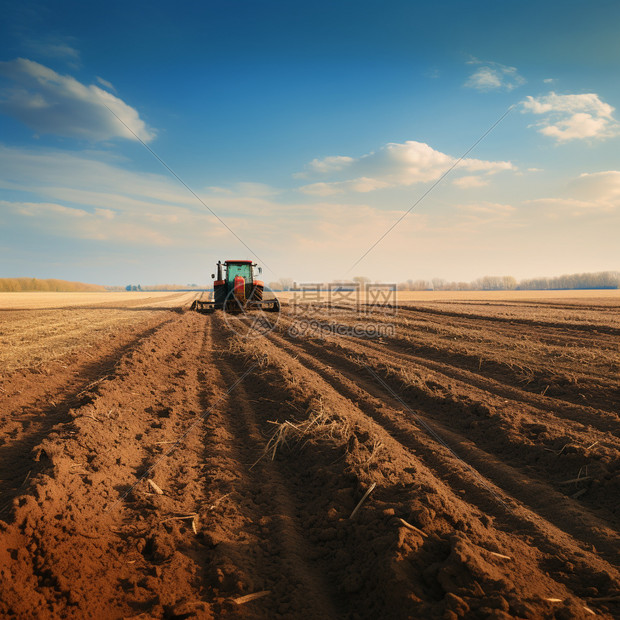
466, 67, 501, 90
2, 143, 617, 282
570, 170, 620, 202
0, 145, 296, 250
0, 145, 186, 205
525, 170, 620, 217
9, 200, 88, 218
523, 92, 613, 116
529, 197, 602, 209
0, 58, 155, 142
465, 60, 526, 92
298, 155, 354, 177
299, 182, 343, 196
96, 76, 116, 93
1, 199, 171, 245
526, 197, 616, 218
297, 140, 514, 195
540, 113, 610, 141
23, 37, 81, 66
453, 202, 518, 229
300, 177, 391, 196
233, 182, 281, 197
458, 202, 515, 214
521, 92, 618, 142
0, 142, 525, 281
452, 175, 489, 188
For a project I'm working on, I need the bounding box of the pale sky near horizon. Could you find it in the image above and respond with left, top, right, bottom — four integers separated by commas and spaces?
0, 0, 619, 286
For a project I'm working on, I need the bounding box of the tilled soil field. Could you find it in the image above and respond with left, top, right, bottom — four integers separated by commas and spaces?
0, 293, 618, 618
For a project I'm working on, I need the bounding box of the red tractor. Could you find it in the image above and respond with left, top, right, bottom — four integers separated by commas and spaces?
191, 260, 279, 313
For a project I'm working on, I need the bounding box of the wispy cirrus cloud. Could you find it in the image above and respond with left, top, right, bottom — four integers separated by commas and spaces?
525, 170, 620, 218
0, 143, 519, 263
22, 36, 81, 67
297, 140, 514, 196
0, 58, 155, 142
2, 144, 615, 282
521, 92, 619, 142
465, 59, 526, 92
452, 175, 489, 189
456, 202, 515, 215
1, 199, 177, 246
452, 202, 518, 231
96, 76, 117, 93
0, 145, 289, 248
569, 170, 620, 204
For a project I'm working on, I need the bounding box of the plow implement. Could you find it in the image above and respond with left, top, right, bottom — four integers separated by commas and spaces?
191, 297, 280, 313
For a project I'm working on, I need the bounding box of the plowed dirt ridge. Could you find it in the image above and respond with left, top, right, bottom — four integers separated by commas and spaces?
0, 293, 618, 618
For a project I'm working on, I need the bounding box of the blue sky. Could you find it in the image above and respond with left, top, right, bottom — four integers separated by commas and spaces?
0, 0, 619, 285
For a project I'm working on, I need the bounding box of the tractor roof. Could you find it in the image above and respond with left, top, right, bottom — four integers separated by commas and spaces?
224, 260, 253, 264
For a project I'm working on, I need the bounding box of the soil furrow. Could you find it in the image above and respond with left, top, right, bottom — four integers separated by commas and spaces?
393, 303, 620, 335
0, 293, 618, 618
224, 320, 620, 617
436, 300, 619, 312
209, 360, 344, 617
312, 314, 619, 413
274, 318, 620, 502
310, 318, 620, 436
279, 311, 620, 434
263, 327, 620, 564
0, 315, 176, 519
0, 312, 211, 616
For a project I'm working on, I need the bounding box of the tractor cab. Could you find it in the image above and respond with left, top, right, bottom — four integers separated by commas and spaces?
224, 260, 254, 285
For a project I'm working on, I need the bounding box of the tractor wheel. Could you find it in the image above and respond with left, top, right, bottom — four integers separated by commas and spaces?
250, 284, 264, 301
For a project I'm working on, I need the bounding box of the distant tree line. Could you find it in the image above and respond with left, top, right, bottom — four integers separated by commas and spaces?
121, 284, 204, 291
516, 271, 620, 290
0, 278, 105, 292
269, 271, 619, 292
143, 283, 202, 291
267, 278, 295, 291
397, 271, 620, 291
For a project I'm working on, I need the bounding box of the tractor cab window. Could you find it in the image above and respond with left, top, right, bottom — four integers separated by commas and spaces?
226, 263, 252, 283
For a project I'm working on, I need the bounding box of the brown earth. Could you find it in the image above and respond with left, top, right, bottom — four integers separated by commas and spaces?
0, 292, 618, 618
